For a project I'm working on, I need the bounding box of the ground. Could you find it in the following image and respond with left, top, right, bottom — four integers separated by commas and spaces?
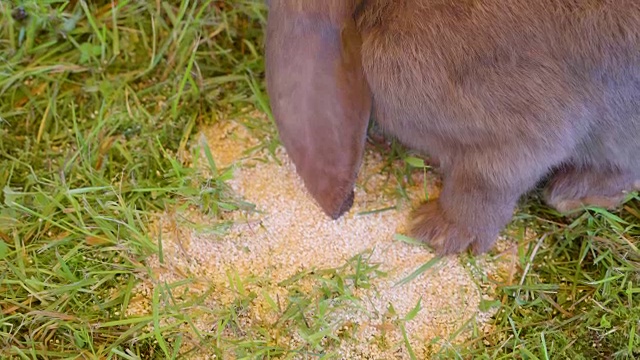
128, 117, 518, 359
0, 1, 639, 359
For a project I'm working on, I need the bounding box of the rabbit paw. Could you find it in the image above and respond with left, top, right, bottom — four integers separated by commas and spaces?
408, 201, 488, 255
547, 195, 628, 214
544, 167, 639, 214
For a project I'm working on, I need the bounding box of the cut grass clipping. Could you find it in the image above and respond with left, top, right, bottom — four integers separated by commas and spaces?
1, 0, 639, 359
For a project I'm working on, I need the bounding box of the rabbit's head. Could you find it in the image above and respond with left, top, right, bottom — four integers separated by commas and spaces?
265, 1, 371, 219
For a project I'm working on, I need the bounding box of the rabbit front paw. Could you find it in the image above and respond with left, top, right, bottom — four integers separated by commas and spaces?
408, 201, 492, 255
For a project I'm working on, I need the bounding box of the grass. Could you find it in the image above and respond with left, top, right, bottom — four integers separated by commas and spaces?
0, 0, 269, 357
0, 0, 638, 359
433, 193, 640, 359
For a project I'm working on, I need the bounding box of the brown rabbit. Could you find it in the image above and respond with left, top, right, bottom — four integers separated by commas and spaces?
265, 0, 640, 255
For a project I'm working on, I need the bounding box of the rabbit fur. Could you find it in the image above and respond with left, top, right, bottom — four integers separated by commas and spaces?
264, 0, 640, 255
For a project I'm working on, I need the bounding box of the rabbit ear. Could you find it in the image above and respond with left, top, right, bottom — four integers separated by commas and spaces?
265, 2, 372, 219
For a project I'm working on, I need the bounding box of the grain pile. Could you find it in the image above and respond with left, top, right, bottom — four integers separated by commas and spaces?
128, 117, 519, 359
